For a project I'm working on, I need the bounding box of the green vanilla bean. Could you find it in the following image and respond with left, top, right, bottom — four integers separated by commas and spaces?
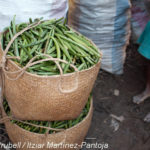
2, 17, 100, 76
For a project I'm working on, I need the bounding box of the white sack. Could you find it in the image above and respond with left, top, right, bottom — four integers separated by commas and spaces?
0, 0, 68, 31
68, 0, 131, 74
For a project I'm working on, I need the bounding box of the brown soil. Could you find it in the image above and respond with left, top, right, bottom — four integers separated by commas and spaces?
82, 42, 150, 150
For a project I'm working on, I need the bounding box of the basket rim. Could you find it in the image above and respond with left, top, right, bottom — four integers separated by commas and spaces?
6, 57, 101, 79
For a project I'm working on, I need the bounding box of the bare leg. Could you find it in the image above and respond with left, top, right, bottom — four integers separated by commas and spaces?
133, 63, 150, 104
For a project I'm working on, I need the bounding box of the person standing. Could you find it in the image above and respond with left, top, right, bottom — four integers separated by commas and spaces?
133, 21, 150, 122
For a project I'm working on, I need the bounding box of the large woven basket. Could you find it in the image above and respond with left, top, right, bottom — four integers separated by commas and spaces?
0, 31, 101, 121
2, 99, 93, 150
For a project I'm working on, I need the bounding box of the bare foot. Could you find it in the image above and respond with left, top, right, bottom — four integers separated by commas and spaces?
133, 89, 150, 104
144, 113, 150, 122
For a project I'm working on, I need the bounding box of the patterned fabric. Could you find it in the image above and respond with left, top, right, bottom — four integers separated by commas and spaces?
131, 0, 150, 42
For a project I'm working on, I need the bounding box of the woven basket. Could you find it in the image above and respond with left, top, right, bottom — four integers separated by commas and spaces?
0, 31, 101, 121
2, 99, 93, 150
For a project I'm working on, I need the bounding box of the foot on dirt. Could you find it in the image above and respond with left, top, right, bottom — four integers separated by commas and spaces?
133, 91, 150, 104
144, 113, 150, 122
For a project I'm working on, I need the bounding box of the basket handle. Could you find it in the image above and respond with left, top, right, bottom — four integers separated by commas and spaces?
27, 54, 79, 93
23, 54, 79, 93
3, 54, 79, 93
58, 71, 79, 93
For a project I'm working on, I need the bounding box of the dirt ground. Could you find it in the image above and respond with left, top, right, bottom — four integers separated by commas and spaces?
83, 42, 150, 150
0, 42, 150, 150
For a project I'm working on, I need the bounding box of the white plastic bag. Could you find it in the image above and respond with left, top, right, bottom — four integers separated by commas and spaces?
0, 0, 68, 31
68, 0, 131, 74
